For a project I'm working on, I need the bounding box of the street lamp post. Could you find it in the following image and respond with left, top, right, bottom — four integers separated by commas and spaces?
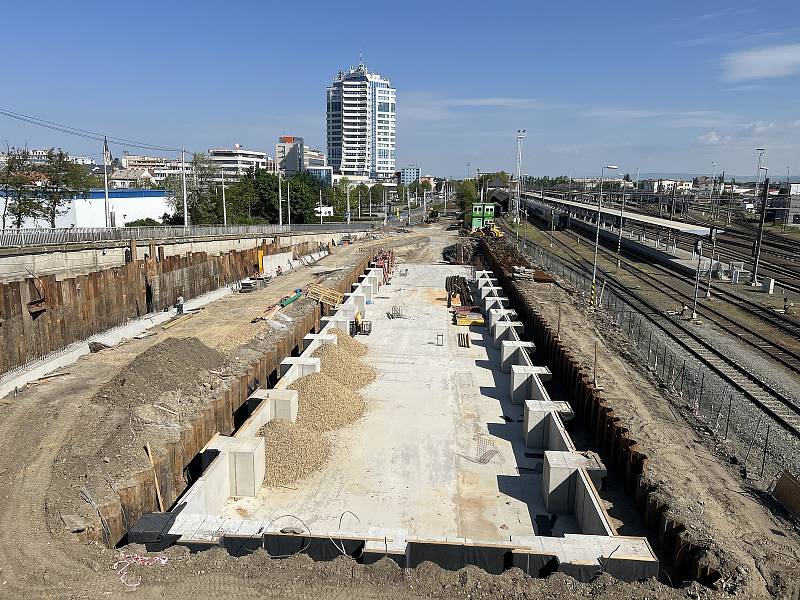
752, 168, 770, 286
710, 161, 717, 219
591, 165, 618, 306
705, 226, 717, 298
616, 190, 626, 268
515, 130, 526, 224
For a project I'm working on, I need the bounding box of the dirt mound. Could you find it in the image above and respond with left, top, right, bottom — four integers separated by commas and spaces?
290, 372, 365, 431
328, 328, 368, 357
259, 419, 330, 486
443, 238, 479, 264
93, 337, 224, 409
312, 342, 376, 390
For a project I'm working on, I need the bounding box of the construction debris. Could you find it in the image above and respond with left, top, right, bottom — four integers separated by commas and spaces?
259, 419, 330, 486
289, 372, 366, 432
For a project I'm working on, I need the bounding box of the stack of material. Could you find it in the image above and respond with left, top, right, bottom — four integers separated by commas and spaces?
312, 343, 376, 389
512, 266, 556, 283
328, 328, 369, 357
444, 275, 473, 306
259, 419, 330, 486
306, 283, 344, 307
290, 372, 366, 431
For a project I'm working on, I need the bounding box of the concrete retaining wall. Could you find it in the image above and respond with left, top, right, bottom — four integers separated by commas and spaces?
480, 241, 722, 586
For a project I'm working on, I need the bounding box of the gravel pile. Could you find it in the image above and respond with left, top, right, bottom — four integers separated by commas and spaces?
289, 372, 366, 431
258, 419, 330, 486
312, 343, 376, 390
328, 328, 369, 357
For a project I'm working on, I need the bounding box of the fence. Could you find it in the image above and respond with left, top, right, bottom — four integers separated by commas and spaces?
0, 222, 378, 248
518, 238, 800, 484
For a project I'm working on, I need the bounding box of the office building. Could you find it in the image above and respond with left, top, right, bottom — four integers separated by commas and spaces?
276, 135, 333, 184
208, 144, 276, 182
400, 166, 421, 186
326, 62, 395, 182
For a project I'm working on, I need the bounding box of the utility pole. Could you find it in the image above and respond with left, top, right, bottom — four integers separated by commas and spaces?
616, 191, 626, 267
752, 175, 769, 286
406, 185, 411, 225
670, 183, 677, 221
278, 169, 283, 227
710, 161, 717, 220
592, 165, 617, 306
181, 147, 188, 229
691, 238, 703, 319
287, 180, 291, 228
346, 182, 351, 225
706, 227, 717, 298
102, 137, 111, 228
221, 168, 227, 227
319, 189, 323, 224
369, 186, 372, 219
515, 130, 526, 224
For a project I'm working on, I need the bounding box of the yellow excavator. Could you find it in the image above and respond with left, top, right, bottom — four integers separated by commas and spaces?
479, 224, 504, 238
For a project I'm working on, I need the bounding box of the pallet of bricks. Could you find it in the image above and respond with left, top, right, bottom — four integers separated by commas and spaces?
372, 250, 396, 283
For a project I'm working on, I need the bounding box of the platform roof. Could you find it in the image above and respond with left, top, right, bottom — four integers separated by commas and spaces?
527, 193, 715, 237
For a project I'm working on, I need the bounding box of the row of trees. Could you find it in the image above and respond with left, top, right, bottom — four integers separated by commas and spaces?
0, 148, 94, 228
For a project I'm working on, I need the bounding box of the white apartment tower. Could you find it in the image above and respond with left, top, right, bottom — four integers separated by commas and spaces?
326, 63, 395, 182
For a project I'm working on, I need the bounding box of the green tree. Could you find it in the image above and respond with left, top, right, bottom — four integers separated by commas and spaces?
3, 149, 40, 228
162, 153, 225, 224
286, 171, 324, 223
455, 179, 477, 212
331, 177, 351, 216
352, 182, 370, 217
39, 148, 92, 227
125, 217, 162, 226
623, 173, 631, 182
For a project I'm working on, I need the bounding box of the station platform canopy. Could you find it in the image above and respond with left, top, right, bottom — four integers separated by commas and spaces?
526, 192, 716, 237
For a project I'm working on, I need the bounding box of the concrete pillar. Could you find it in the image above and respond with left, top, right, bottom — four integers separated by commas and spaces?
482, 296, 509, 316
302, 333, 337, 352
492, 321, 524, 349
353, 281, 373, 302
279, 357, 320, 386
343, 292, 366, 316
542, 451, 607, 514
478, 277, 499, 288
361, 274, 380, 294
321, 315, 352, 333
500, 340, 535, 373
488, 308, 518, 329
480, 286, 504, 300
475, 270, 493, 279
510, 365, 552, 404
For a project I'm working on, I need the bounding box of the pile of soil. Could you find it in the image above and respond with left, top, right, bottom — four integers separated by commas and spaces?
93, 337, 224, 409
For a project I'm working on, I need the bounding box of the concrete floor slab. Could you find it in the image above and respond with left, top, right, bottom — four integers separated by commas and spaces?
221, 264, 578, 541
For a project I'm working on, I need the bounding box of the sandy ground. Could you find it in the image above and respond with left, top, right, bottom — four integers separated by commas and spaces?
0, 223, 793, 599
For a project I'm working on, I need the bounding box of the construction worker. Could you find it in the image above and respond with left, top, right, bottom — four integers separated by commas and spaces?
176, 294, 185, 315
276, 265, 283, 276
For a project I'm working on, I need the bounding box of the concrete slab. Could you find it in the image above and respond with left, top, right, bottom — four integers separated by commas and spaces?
220, 264, 579, 540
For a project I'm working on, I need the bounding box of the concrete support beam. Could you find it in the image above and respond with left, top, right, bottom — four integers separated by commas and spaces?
542, 451, 607, 514
361, 274, 379, 294
488, 308, 518, 329
482, 296, 509, 315
510, 365, 552, 404
474, 270, 493, 279
479, 286, 504, 300
500, 340, 535, 373
302, 333, 337, 352
321, 315, 352, 333
478, 277, 499, 288
343, 292, 366, 316
352, 282, 373, 302
279, 357, 320, 386
523, 400, 574, 448
492, 321, 524, 349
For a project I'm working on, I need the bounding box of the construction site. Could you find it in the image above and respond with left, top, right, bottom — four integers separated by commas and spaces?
0, 221, 798, 600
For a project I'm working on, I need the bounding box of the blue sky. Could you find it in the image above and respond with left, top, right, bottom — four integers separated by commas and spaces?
2, 0, 799, 179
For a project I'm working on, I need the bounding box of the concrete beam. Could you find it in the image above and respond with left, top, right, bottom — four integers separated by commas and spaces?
509, 365, 552, 404
523, 400, 564, 448
302, 333, 337, 352
492, 321, 524, 349
479, 286, 504, 300
488, 308, 518, 329
279, 357, 320, 386
474, 270, 493, 279
482, 296, 509, 315
352, 281, 373, 302
343, 292, 366, 316
542, 451, 607, 514
500, 340, 535, 373
478, 277, 499, 288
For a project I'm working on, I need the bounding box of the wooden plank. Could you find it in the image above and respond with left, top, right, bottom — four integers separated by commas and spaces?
145, 443, 165, 512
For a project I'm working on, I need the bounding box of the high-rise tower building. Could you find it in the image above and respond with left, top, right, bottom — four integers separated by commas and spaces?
326, 63, 395, 182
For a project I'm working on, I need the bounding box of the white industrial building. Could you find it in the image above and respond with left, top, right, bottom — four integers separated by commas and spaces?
326, 63, 395, 183
10, 189, 170, 229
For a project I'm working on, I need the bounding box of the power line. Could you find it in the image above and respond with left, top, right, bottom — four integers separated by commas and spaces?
0, 107, 181, 152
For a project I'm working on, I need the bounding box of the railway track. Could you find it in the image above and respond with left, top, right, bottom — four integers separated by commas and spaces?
497, 219, 800, 438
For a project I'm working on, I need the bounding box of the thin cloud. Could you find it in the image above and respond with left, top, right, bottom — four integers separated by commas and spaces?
581, 108, 664, 119
721, 44, 800, 81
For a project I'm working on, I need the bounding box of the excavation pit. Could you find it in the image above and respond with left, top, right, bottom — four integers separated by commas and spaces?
152, 263, 657, 581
